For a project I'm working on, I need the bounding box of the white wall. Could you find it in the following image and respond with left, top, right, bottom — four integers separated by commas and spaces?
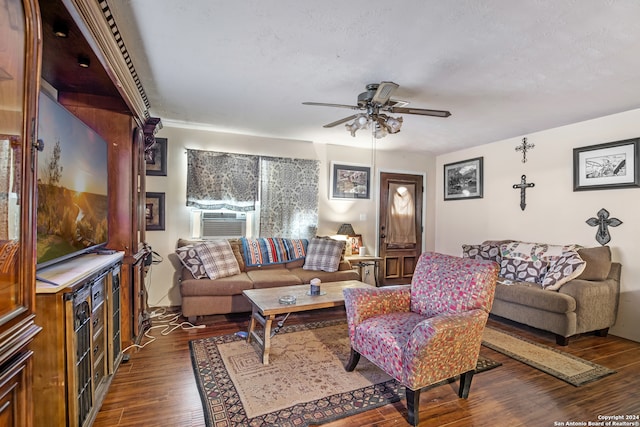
435, 108, 640, 342
144, 125, 435, 308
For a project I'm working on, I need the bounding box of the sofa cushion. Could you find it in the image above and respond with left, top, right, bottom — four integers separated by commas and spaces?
180, 273, 253, 296
303, 237, 345, 272
195, 240, 241, 279
462, 243, 501, 263
227, 238, 246, 272
246, 269, 303, 289
576, 246, 611, 281
494, 282, 576, 313
541, 251, 586, 290
290, 267, 360, 284
499, 258, 548, 284
176, 245, 208, 279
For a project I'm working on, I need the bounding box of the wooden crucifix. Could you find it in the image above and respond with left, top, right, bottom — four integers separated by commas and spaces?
512, 175, 535, 210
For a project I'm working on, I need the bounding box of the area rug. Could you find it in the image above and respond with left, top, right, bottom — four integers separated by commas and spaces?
190, 319, 501, 427
482, 327, 615, 386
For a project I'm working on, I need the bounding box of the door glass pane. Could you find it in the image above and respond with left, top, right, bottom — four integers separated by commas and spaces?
0, 0, 25, 316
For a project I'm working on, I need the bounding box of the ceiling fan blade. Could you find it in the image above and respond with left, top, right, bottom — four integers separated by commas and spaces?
302, 102, 361, 110
389, 106, 451, 117
371, 81, 399, 105
323, 114, 358, 128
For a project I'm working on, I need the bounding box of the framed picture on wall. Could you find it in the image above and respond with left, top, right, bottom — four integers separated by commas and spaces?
443, 157, 483, 200
573, 138, 640, 191
145, 192, 165, 231
145, 137, 167, 176
330, 162, 371, 199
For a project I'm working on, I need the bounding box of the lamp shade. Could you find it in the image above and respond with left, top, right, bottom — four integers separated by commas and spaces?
337, 223, 356, 236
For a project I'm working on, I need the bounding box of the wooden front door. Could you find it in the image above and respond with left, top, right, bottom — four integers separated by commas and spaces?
379, 173, 423, 286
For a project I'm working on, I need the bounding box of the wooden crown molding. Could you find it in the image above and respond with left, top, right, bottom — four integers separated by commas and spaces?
61, 0, 154, 126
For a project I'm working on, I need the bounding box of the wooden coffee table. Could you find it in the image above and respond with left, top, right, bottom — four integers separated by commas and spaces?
243, 280, 374, 364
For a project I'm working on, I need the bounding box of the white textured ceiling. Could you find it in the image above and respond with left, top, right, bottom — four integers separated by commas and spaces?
109, 0, 640, 154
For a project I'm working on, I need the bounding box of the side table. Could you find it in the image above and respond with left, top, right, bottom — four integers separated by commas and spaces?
345, 255, 383, 286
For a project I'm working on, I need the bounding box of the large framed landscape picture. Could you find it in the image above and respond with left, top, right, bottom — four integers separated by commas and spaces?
573, 138, 640, 191
444, 157, 483, 200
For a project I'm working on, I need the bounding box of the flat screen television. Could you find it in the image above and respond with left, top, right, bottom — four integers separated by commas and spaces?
36, 91, 109, 269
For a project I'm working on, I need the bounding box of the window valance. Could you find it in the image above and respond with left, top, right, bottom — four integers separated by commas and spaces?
186, 150, 259, 211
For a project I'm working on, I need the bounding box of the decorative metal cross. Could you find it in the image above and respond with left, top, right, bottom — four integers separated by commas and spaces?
512, 174, 535, 210
586, 208, 622, 245
515, 137, 535, 163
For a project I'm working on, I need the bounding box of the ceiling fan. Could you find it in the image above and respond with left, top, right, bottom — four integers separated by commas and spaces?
303, 81, 451, 138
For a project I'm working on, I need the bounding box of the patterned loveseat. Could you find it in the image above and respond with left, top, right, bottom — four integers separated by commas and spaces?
176, 237, 360, 323
462, 240, 621, 345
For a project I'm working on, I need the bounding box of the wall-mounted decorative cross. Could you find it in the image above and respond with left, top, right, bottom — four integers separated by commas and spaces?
512, 174, 535, 210
586, 208, 622, 245
515, 137, 535, 163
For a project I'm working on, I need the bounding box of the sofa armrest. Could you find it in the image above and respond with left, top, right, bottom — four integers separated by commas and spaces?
343, 285, 411, 340
559, 262, 621, 331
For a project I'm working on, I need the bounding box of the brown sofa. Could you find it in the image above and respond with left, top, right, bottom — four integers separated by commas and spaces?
463, 241, 621, 345
177, 238, 360, 323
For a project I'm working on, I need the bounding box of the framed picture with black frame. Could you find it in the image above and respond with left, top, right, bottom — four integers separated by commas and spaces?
145, 192, 165, 231
443, 157, 483, 200
573, 138, 640, 191
330, 162, 371, 199
145, 137, 167, 176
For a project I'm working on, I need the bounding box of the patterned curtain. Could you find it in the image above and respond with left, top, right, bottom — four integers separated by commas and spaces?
186, 150, 259, 211
259, 156, 319, 239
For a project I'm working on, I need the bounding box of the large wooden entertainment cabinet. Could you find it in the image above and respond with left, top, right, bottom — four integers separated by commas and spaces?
34, 253, 124, 427
0, 0, 160, 425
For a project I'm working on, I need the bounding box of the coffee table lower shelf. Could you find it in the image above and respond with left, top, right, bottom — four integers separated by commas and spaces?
243, 280, 374, 364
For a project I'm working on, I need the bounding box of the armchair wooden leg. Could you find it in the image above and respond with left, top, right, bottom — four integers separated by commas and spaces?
458, 369, 475, 398
406, 388, 421, 426
344, 348, 361, 372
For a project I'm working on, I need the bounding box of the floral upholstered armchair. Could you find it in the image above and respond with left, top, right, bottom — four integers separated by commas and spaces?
342, 252, 499, 426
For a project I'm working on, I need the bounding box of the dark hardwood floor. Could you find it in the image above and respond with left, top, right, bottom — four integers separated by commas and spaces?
94, 307, 640, 427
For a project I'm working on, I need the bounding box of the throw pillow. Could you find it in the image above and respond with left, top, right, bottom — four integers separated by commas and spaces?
541, 251, 586, 291
576, 246, 611, 281
194, 240, 241, 280
175, 245, 208, 279
499, 258, 548, 284
462, 244, 501, 263
303, 237, 345, 272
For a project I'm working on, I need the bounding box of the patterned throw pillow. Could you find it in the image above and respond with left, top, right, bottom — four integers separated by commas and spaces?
194, 240, 241, 280
541, 251, 586, 291
175, 245, 208, 279
499, 258, 548, 283
303, 237, 345, 272
462, 244, 501, 263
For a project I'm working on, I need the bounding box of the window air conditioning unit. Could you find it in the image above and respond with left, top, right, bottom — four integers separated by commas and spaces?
201, 212, 246, 238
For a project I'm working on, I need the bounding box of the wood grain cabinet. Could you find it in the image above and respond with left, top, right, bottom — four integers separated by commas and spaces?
33, 253, 123, 427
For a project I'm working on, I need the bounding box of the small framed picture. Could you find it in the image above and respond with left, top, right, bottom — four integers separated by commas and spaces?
330, 162, 370, 199
348, 235, 363, 255
145, 137, 167, 176
444, 157, 483, 200
145, 192, 165, 231
573, 138, 640, 191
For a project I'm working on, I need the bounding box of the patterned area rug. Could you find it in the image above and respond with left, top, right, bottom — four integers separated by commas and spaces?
190, 319, 501, 427
482, 327, 615, 386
